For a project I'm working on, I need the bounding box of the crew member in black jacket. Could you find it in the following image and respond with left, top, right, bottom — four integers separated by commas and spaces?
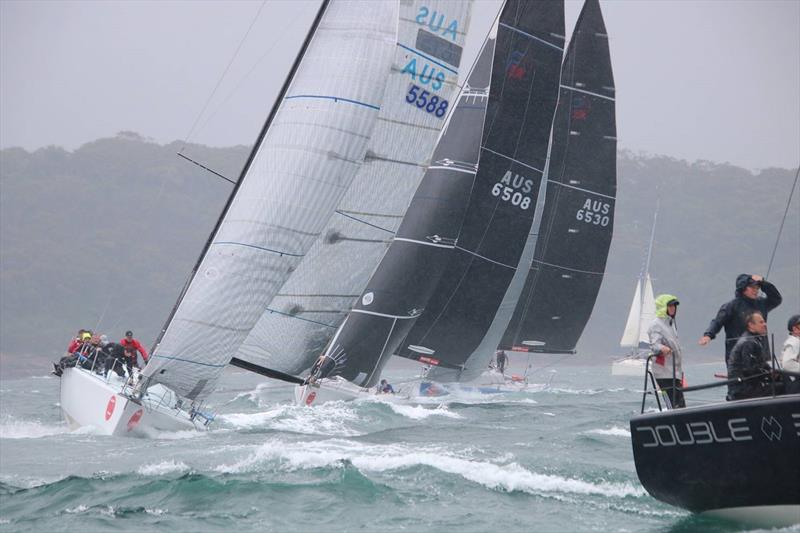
726, 312, 776, 400
699, 273, 782, 363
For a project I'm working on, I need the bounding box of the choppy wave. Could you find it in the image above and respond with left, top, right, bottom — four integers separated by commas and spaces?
586, 426, 631, 437
0, 416, 68, 439
215, 439, 645, 499
219, 402, 364, 437
137, 460, 190, 476
381, 402, 462, 420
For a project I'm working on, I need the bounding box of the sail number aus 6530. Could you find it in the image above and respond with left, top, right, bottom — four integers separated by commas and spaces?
575, 198, 611, 226
406, 85, 448, 118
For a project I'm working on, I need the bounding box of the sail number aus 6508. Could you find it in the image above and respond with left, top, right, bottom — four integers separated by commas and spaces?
406, 85, 448, 118
575, 198, 611, 226
491, 183, 531, 209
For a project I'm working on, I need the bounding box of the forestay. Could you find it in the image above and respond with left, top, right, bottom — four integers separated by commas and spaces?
235, 0, 472, 376
396, 0, 565, 378
143, 0, 398, 401
499, 0, 616, 355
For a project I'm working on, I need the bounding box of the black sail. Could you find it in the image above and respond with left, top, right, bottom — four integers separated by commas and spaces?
395, 0, 565, 369
500, 0, 616, 354
324, 40, 496, 386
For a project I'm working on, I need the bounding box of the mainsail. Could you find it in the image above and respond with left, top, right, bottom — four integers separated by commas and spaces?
315, 34, 495, 386
142, 0, 398, 401
498, 0, 616, 355
234, 0, 472, 376
620, 274, 656, 347
394, 0, 565, 374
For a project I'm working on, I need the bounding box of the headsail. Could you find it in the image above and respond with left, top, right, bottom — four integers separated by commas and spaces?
142, 0, 399, 401
234, 0, 472, 376
395, 0, 565, 375
498, 0, 616, 356
316, 33, 495, 386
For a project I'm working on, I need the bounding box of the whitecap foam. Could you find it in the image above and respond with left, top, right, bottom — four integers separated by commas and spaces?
0, 417, 68, 439
137, 460, 189, 476
215, 439, 646, 499
65, 505, 89, 514
219, 402, 363, 437
587, 426, 631, 437
384, 403, 462, 420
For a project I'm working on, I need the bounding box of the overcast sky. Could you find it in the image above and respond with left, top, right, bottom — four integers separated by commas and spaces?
1, 0, 798, 170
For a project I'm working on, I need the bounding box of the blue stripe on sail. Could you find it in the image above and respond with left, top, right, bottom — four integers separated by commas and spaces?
152, 354, 227, 368
335, 210, 395, 234
396, 43, 458, 75
284, 94, 380, 110
213, 241, 304, 257
266, 308, 338, 328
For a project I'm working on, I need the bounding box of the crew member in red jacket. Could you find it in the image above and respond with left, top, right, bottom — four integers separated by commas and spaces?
120, 330, 149, 373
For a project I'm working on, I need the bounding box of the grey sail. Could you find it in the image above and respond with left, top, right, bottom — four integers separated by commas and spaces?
395, 0, 565, 378
316, 36, 495, 387
498, 0, 616, 355
234, 0, 472, 376
141, 0, 399, 402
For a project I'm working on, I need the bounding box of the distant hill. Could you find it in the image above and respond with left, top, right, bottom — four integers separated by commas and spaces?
1, 133, 797, 375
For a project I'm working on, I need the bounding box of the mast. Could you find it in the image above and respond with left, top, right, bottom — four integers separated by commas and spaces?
152, 0, 331, 351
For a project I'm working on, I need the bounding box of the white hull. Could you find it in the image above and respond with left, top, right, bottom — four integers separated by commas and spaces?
294, 376, 374, 406
419, 370, 553, 397
611, 356, 645, 376
702, 504, 800, 528
59, 366, 201, 436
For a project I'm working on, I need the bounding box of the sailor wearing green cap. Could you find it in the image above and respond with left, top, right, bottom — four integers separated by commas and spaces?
647, 294, 685, 408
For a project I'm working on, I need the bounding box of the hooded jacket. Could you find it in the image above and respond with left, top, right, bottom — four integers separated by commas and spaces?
703, 274, 781, 362
647, 294, 683, 379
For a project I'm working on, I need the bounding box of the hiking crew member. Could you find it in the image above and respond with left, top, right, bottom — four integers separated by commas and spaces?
495, 350, 507, 375
647, 294, 685, 408
306, 354, 336, 385
782, 314, 800, 394
726, 312, 775, 401
378, 379, 395, 394
120, 330, 148, 373
699, 274, 782, 363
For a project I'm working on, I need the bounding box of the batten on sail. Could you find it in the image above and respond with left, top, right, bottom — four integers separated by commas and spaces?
234, 0, 473, 377
495, 0, 616, 362
400, 0, 566, 381
143, 0, 399, 401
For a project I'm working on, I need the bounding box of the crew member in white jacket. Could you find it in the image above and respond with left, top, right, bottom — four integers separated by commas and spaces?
648, 294, 685, 408
782, 314, 800, 394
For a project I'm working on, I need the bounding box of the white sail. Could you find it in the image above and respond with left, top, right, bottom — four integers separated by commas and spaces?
620, 278, 643, 347
236, 0, 472, 375
143, 0, 399, 401
639, 273, 656, 344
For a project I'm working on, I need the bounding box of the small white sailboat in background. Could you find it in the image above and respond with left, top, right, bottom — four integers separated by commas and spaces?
611, 206, 658, 376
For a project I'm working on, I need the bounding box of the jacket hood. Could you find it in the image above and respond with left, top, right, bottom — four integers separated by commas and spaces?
655, 294, 679, 318
735, 273, 753, 296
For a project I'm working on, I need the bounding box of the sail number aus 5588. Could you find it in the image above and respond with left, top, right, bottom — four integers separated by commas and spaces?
406, 85, 449, 118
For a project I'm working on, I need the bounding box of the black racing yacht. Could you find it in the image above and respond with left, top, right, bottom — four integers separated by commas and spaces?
630, 355, 800, 527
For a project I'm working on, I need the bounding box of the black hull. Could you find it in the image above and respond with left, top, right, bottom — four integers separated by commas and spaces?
630, 394, 800, 518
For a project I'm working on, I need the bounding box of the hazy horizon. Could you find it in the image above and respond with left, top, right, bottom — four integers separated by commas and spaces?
2, 0, 799, 171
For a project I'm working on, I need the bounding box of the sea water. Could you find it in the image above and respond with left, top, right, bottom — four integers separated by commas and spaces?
0, 361, 796, 532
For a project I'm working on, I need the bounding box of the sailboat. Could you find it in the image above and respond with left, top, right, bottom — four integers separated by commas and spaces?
292, 0, 567, 405
402, 0, 616, 395
57, 0, 404, 434
611, 208, 658, 376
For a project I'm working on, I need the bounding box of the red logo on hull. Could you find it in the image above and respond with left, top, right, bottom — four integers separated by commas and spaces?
105, 396, 116, 421
127, 409, 144, 432
305, 391, 317, 406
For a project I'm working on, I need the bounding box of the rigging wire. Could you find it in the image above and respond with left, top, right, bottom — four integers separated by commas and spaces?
765, 165, 799, 279
180, 0, 268, 151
